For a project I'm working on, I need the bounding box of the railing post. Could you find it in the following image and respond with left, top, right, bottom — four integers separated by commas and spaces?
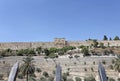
8, 62, 19, 81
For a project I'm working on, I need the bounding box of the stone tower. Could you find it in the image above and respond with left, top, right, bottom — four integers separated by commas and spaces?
54, 38, 67, 48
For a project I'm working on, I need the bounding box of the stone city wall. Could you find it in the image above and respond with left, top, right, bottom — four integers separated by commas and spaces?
98, 40, 120, 46
0, 39, 120, 50
68, 41, 93, 47
0, 42, 54, 50
68, 40, 120, 47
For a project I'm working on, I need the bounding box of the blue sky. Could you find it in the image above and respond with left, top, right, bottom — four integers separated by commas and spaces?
0, 0, 120, 42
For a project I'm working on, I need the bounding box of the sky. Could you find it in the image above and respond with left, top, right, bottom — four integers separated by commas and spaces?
0, 0, 120, 42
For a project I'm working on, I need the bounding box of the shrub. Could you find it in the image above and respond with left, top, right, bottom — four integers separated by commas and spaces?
91, 67, 94, 72
17, 73, 23, 79
84, 62, 86, 65
48, 53, 56, 58
67, 68, 70, 72
84, 76, 96, 81
52, 70, 55, 75
40, 77, 46, 81
16, 49, 36, 56
62, 73, 67, 81
74, 55, 80, 58
66, 72, 69, 76
102, 60, 106, 65
66, 78, 74, 81
65, 64, 67, 66
74, 62, 77, 65
28, 76, 36, 81
93, 61, 95, 65
43, 71, 49, 77
69, 55, 73, 59
48, 76, 54, 81
112, 59, 115, 64
117, 78, 120, 81
36, 68, 42, 73
75, 77, 81, 81
58, 50, 64, 55
29, 74, 36, 77
84, 68, 87, 71
109, 65, 113, 69
109, 78, 115, 81
44, 56, 48, 59
0, 74, 3, 80
3, 61, 5, 64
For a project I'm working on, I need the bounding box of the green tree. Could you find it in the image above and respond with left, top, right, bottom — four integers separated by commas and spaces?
0, 48, 13, 56
49, 48, 58, 54
16, 49, 24, 56
60, 46, 76, 53
48, 53, 57, 58
28, 49, 36, 55
81, 47, 89, 56
5, 48, 11, 52
78, 45, 85, 49
36, 47, 42, 54
44, 48, 50, 56
109, 37, 112, 40
108, 42, 110, 47
16, 49, 36, 56
99, 42, 104, 48
114, 55, 120, 72
92, 40, 99, 48
114, 36, 120, 40
20, 56, 35, 81
103, 35, 108, 40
